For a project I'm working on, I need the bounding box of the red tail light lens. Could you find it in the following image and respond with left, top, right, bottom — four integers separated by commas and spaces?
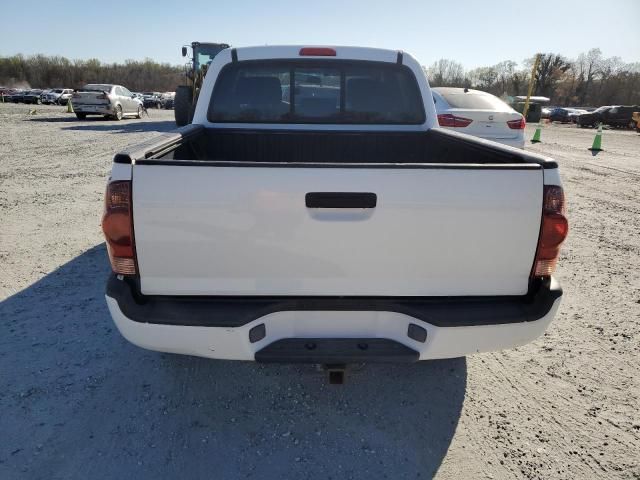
437, 113, 473, 128
532, 185, 568, 277
299, 47, 336, 56
102, 180, 137, 275
507, 117, 526, 129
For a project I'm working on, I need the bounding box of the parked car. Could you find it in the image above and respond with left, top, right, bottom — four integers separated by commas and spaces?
632, 111, 640, 132
103, 45, 567, 369
161, 92, 175, 109
601, 105, 640, 128
0, 87, 18, 100
71, 84, 144, 120
567, 109, 588, 123
432, 87, 526, 148
142, 92, 162, 109
42, 88, 73, 105
23, 89, 44, 104
541, 106, 553, 119
9, 89, 28, 103
576, 106, 611, 128
577, 105, 640, 128
548, 107, 577, 123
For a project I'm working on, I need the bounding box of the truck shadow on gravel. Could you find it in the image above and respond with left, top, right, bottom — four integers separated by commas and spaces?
0, 244, 466, 480
27, 117, 176, 133
61, 120, 176, 133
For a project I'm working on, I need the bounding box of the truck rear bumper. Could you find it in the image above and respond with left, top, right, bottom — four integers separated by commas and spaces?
105, 275, 562, 362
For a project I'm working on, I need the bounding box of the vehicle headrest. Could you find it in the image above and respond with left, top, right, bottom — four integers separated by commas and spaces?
347, 78, 393, 112
235, 76, 282, 105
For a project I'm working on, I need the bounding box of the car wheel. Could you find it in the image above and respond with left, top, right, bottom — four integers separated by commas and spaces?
113, 104, 123, 121
75, 113, 87, 120
136, 105, 143, 119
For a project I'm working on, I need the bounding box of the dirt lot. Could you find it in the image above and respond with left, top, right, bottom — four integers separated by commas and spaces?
1, 103, 638, 480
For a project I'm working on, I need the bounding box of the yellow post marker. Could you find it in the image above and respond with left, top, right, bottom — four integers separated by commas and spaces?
67, 100, 74, 113
522, 53, 541, 121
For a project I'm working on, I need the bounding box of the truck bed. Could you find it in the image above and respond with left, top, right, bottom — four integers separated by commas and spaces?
114, 124, 557, 168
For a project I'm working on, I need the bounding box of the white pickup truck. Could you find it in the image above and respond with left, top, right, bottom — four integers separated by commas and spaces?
103, 46, 568, 366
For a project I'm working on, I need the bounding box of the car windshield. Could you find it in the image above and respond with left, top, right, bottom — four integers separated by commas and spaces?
594, 106, 611, 113
209, 60, 425, 124
53, 89, 63, 93
437, 90, 511, 111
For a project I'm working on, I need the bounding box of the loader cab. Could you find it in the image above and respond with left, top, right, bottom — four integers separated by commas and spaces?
175, 41, 230, 126
183, 42, 230, 80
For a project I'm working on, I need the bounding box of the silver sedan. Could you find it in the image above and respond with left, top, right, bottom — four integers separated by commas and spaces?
71, 84, 144, 120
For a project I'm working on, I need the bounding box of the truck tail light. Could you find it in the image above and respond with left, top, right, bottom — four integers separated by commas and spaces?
532, 185, 568, 278
72, 92, 81, 98
437, 114, 473, 128
96, 93, 109, 100
102, 180, 137, 275
507, 117, 526, 129
299, 47, 336, 56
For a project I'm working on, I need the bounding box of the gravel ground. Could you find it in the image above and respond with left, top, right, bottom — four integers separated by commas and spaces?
1, 103, 638, 480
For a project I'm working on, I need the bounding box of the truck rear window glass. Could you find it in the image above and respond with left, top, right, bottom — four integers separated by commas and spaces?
208, 61, 425, 124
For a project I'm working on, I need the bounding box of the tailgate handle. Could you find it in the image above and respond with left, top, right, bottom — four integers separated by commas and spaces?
305, 192, 377, 209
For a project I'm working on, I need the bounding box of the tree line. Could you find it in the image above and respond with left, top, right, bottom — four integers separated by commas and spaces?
2, 49, 639, 106
0, 54, 184, 92
426, 48, 640, 107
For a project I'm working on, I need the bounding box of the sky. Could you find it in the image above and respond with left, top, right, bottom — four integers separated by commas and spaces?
0, 0, 638, 69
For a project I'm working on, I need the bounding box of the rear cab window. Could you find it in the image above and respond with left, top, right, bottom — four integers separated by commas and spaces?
208, 60, 425, 124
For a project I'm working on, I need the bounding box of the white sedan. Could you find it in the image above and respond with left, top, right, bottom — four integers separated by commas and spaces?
433, 87, 526, 149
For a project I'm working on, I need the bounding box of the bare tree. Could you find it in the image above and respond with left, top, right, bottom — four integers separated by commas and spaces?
529, 53, 571, 98
425, 59, 466, 87
2, 50, 638, 107
494, 60, 517, 96
574, 48, 603, 104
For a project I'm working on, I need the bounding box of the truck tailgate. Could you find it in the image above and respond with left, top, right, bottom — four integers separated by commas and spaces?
132, 164, 542, 296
